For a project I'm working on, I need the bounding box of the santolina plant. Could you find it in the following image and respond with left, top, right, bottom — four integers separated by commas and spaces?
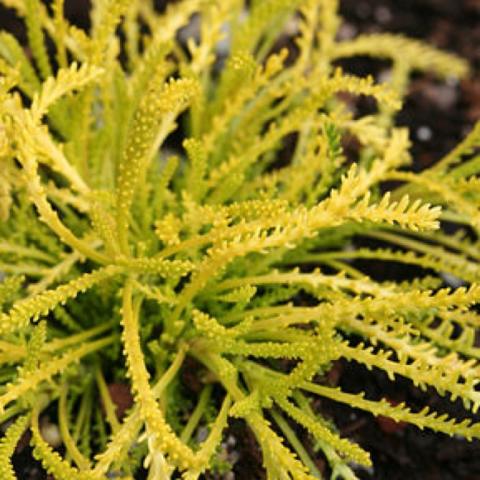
0, 0, 479, 478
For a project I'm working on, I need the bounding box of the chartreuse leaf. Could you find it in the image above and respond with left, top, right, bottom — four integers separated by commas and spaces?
0, 1, 477, 479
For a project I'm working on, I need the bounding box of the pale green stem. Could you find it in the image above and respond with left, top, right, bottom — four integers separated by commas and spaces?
270, 409, 323, 479
95, 367, 121, 434
180, 384, 213, 444
59, 382, 91, 469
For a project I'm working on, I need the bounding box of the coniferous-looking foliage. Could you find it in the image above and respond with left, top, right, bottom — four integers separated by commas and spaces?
0, 0, 479, 478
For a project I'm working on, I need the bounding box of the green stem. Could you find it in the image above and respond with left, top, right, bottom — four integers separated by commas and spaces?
180, 384, 213, 444
45, 323, 114, 353
59, 382, 91, 469
270, 409, 323, 479
294, 391, 358, 480
95, 367, 120, 434
73, 380, 92, 444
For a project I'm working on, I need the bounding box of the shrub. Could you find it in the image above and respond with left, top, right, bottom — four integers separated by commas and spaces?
0, 1, 479, 479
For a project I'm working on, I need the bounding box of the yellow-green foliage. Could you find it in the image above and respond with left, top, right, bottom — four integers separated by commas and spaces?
0, 1, 478, 479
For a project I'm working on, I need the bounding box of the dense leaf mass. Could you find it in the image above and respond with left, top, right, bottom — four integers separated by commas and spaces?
0, 1, 479, 479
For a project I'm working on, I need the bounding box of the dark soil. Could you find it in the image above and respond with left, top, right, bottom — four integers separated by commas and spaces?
1, 1, 479, 479
339, 0, 480, 173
